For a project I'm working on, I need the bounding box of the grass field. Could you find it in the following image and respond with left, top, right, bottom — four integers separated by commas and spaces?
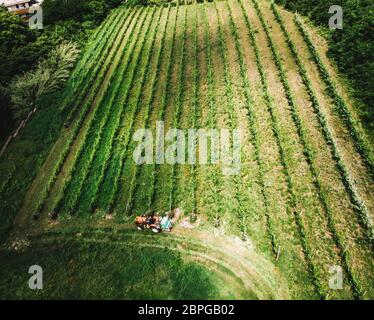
0, 0, 373, 299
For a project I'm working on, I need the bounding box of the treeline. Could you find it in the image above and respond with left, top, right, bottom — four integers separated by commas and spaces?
0, 0, 123, 142
275, 0, 374, 137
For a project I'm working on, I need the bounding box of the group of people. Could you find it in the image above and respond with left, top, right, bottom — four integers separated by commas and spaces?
135, 209, 182, 233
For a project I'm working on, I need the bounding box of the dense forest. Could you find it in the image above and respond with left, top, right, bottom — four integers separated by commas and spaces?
275, 0, 374, 136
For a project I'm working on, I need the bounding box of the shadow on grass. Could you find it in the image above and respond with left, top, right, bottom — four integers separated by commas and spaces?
0, 239, 220, 299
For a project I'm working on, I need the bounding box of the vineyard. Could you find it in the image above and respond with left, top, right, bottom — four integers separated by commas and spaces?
1, 0, 373, 299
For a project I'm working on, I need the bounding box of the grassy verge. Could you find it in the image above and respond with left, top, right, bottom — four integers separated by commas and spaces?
0, 237, 227, 299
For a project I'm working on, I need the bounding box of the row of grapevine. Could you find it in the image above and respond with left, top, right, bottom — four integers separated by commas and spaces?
200, 1, 225, 226
23, 7, 138, 218
77, 7, 159, 216
269, 3, 374, 244
226, 0, 278, 254
193, 3, 213, 220
188, 1, 200, 213
63, 9, 133, 123
95, 6, 179, 215
123, 5, 181, 215
77, 7, 167, 217
54, 7, 153, 216
251, 0, 325, 299
70, 9, 125, 86
168, 4, 188, 211
234, 0, 322, 298
111, 5, 173, 219
267, 2, 363, 298
139, 11, 181, 211
214, 0, 257, 241
51, 9, 123, 125
293, 14, 374, 177
90, 5, 163, 217
194, 1, 225, 227
36, 8, 140, 218
67, 10, 125, 96
170, 2, 200, 216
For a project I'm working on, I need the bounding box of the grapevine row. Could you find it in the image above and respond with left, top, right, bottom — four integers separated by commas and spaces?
270, 2, 374, 244
189, 1, 200, 213
137, 4, 181, 213
215, 0, 254, 239
62, 10, 137, 127
29, 8, 140, 217
91, 5, 163, 216
227, 0, 278, 254
76, 7, 159, 215
112, 5, 173, 217
252, 0, 324, 298
78, 7, 167, 217
169, 4, 188, 210
130, 4, 186, 214
96, 5, 179, 214
293, 13, 374, 177
53, 9, 121, 119
55, 7, 153, 216
201, 1, 225, 225
71, 9, 124, 84
269, 2, 362, 297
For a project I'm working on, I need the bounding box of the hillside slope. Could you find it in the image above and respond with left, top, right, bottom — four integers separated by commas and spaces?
1, 0, 373, 299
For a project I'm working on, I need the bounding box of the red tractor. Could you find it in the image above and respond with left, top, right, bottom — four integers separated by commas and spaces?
135, 213, 161, 233
135, 209, 182, 233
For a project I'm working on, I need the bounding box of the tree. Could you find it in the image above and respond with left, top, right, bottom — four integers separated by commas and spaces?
0, 6, 34, 57
10, 42, 80, 122
0, 6, 37, 84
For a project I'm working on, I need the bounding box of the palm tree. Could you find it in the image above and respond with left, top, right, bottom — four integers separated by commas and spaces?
10, 41, 80, 121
